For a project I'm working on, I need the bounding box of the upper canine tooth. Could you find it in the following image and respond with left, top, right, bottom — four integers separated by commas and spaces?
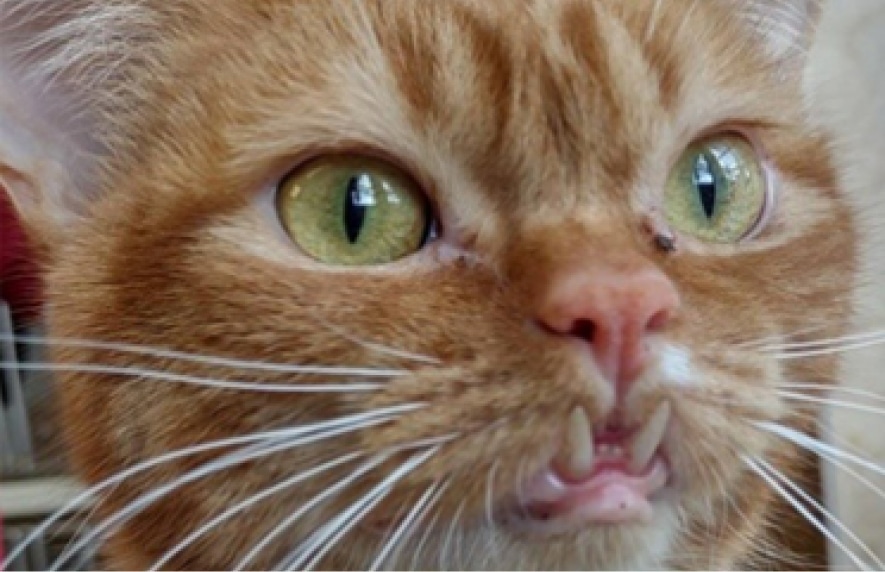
630, 401, 671, 473
558, 406, 595, 479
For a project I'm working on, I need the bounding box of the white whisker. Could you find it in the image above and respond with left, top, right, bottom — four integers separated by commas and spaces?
369, 480, 445, 571
812, 437, 885, 522
233, 454, 390, 571
149, 452, 364, 571
753, 329, 885, 353
409, 504, 442, 571
778, 383, 885, 406
776, 390, 885, 418
807, 433, 885, 567
439, 499, 466, 571
48, 409, 417, 571
743, 456, 873, 571
754, 421, 885, 478
0, 333, 408, 377
393, 480, 449, 570
316, 322, 441, 366
768, 334, 885, 360
234, 434, 454, 571
282, 446, 440, 571
4, 361, 385, 393
1, 404, 416, 571
754, 457, 884, 569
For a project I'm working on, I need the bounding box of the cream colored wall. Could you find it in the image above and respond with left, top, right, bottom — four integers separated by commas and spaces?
807, 1, 885, 568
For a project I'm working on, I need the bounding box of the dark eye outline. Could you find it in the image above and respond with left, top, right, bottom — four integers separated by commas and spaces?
273, 151, 442, 266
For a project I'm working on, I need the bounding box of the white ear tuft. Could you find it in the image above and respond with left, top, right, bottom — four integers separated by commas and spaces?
0, 0, 156, 230
735, 0, 823, 61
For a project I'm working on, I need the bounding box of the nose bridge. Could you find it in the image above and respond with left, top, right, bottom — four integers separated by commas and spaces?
505, 218, 644, 304
511, 219, 680, 394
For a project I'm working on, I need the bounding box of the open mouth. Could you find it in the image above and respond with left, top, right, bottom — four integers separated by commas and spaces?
506, 401, 672, 535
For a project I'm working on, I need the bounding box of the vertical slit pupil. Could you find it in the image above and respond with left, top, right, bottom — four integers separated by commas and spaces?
694, 154, 718, 220
344, 174, 370, 244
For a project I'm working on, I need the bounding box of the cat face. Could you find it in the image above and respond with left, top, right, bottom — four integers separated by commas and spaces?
0, 0, 854, 569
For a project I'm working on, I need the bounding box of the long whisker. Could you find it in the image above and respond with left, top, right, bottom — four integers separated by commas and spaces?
777, 383, 885, 406
4, 361, 386, 393
751, 329, 885, 353
281, 446, 441, 571
409, 504, 442, 571
766, 334, 885, 360
775, 390, 885, 418
49, 410, 418, 571
287, 481, 393, 571
439, 499, 466, 571
315, 322, 441, 366
2, 404, 415, 571
233, 454, 391, 571
743, 456, 871, 571
0, 333, 408, 377
753, 457, 884, 570
149, 452, 364, 571
390, 479, 450, 571
754, 421, 885, 478
813, 434, 885, 506
368, 480, 446, 572
234, 434, 454, 571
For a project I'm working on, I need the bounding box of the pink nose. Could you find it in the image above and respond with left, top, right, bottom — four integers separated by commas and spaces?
536, 261, 679, 395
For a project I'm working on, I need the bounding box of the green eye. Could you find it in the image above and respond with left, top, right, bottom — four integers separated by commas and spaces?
276, 156, 432, 266
664, 135, 767, 243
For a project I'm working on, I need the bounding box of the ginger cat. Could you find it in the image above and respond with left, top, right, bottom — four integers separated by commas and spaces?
0, 0, 864, 569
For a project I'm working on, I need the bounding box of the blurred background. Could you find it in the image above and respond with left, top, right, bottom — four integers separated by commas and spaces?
810, 0, 885, 568
1, 1, 885, 570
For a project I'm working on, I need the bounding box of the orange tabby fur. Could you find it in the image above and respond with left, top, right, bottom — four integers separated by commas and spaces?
0, 0, 854, 569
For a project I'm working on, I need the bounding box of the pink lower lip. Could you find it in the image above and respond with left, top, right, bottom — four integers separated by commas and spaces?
517, 455, 670, 528
364, 458, 671, 537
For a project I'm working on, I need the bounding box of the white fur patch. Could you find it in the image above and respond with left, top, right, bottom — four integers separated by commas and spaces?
657, 343, 697, 388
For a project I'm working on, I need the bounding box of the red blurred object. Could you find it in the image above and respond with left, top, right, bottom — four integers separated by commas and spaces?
0, 189, 41, 320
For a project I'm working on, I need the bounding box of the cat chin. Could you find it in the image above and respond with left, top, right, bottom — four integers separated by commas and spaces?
355, 494, 683, 570
374, 502, 681, 571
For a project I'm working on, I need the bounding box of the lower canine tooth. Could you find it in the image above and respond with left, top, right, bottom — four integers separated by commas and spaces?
630, 401, 671, 472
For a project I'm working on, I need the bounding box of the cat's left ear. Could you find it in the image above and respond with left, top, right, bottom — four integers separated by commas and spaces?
732, 0, 823, 64
0, 1, 142, 246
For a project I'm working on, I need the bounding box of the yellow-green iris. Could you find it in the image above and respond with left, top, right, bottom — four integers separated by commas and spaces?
664, 135, 767, 243
276, 156, 431, 266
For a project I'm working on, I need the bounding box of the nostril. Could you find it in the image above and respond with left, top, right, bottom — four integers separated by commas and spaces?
569, 319, 596, 342
646, 309, 672, 332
